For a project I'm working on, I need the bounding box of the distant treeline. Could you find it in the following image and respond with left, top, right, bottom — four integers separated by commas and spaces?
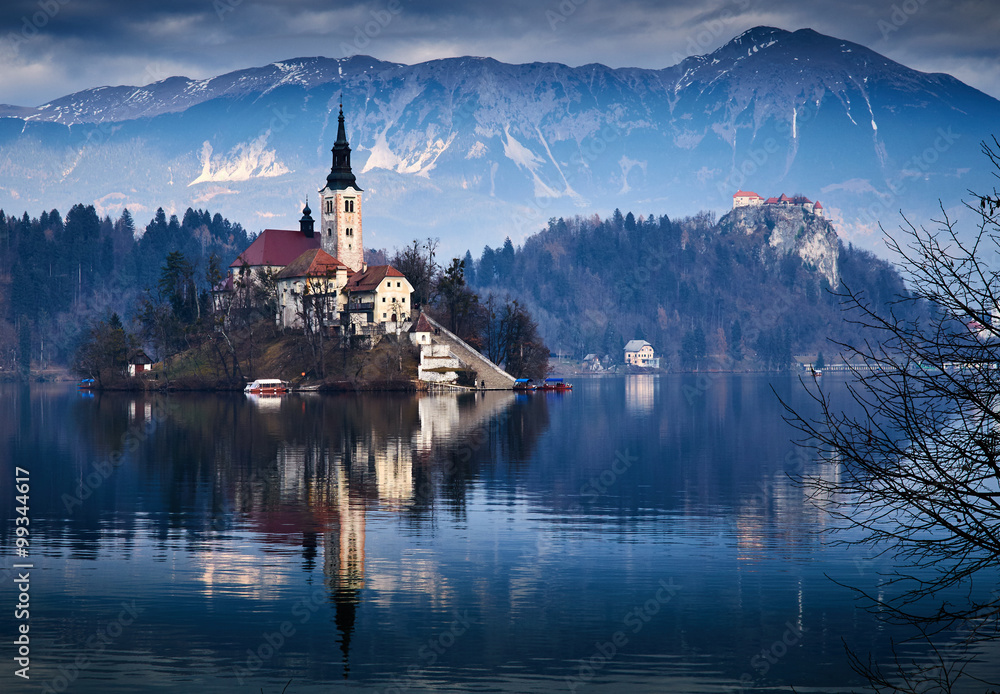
461, 208, 913, 369
0, 204, 249, 372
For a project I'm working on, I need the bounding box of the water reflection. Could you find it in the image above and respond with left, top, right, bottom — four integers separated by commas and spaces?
625, 374, 656, 415
2, 377, 989, 693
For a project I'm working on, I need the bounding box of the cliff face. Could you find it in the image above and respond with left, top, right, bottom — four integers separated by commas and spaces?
720, 205, 840, 287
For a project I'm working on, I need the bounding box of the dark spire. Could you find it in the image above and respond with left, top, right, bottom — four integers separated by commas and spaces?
333, 587, 359, 678
326, 104, 361, 191
300, 196, 315, 237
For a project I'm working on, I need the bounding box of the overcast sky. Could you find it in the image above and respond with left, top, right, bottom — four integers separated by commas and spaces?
1, 0, 998, 106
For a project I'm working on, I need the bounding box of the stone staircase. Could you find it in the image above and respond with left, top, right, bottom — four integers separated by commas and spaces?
421, 314, 516, 390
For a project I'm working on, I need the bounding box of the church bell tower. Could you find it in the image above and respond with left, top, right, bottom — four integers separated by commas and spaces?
320, 105, 363, 272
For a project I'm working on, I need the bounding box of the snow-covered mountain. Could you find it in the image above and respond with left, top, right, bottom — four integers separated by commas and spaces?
1, 27, 996, 257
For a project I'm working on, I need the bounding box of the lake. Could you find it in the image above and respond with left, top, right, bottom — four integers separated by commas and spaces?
0, 375, 983, 692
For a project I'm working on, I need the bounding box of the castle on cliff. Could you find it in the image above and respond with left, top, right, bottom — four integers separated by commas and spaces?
732, 191, 824, 217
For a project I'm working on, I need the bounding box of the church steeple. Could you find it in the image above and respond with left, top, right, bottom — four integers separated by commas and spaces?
299, 197, 315, 238
326, 105, 361, 192
319, 103, 364, 272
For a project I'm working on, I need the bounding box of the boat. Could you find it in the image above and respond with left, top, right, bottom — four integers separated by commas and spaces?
539, 377, 572, 391
244, 378, 290, 395
513, 378, 536, 391
78, 378, 96, 389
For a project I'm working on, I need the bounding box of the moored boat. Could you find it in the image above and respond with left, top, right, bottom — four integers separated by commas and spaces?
244, 378, 289, 395
513, 378, 536, 391
78, 378, 96, 389
539, 377, 572, 391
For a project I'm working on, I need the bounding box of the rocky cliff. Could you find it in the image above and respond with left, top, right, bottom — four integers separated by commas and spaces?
720, 205, 840, 287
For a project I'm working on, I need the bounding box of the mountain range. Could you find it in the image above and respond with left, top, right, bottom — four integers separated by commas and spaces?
1, 26, 997, 258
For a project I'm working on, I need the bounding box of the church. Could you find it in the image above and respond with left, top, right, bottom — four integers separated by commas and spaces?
218, 106, 413, 334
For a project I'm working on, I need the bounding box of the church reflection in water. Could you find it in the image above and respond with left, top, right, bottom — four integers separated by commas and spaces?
193, 390, 546, 675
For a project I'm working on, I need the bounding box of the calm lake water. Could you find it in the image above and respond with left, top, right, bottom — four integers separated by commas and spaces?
0, 375, 990, 693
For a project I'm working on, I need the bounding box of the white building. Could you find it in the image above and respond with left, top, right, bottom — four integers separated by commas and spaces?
624, 339, 660, 368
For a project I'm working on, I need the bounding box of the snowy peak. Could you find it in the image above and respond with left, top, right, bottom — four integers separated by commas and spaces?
2, 55, 403, 125
0, 26, 997, 257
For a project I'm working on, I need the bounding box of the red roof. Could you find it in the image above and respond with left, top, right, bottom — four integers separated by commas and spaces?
276, 248, 353, 280
765, 197, 779, 204
346, 265, 406, 293
813, 200, 823, 209
409, 312, 434, 334
213, 274, 234, 292
733, 190, 762, 199
230, 228, 321, 268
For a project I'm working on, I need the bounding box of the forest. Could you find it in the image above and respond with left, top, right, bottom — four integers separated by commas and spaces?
0, 202, 548, 383
0, 204, 249, 374
0, 200, 915, 378
462, 207, 913, 369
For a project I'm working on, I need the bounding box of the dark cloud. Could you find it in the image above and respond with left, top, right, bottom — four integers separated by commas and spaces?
0, 0, 997, 106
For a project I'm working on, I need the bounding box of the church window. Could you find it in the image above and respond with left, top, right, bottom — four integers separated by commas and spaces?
327, 228, 332, 236
325, 199, 333, 214
345, 199, 355, 213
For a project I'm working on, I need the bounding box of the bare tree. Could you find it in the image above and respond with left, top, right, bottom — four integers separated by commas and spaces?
784, 139, 1000, 692
208, 262, 277, 383
295, 270, 341, 379
392, 238, 439, 308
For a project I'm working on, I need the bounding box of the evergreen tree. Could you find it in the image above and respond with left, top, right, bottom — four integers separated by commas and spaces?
158, 251, 198, 325
478, 245, 497, 286
436, 257, 480, 339
74, 312, 132, 387
496, 237, 516, 281
612, 208, 625, 230
462, 250, 476, 286
681, 326, 706, 370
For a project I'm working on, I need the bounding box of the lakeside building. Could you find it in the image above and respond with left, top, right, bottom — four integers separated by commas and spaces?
624, 340, 660, 368
216, 106, 412, 334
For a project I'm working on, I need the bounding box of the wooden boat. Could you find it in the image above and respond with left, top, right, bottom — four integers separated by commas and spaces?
244, 378, 289, 395
78, 378, 96, 389
513, 378, 536, 391
539, 377, 572, 391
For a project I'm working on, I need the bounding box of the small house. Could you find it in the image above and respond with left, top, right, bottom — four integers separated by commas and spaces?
624, 340, 659, 368
128, 350, 153, 377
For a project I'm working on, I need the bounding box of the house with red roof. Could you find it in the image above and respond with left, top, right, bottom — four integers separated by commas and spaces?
344, 264, 414, 328
732, 190, 764, 209
276, 248, 354, 329
230, 210, 321, 276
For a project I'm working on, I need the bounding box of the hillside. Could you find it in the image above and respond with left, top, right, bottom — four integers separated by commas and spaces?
466, 205, 911, 369
0, 27, 996, 256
